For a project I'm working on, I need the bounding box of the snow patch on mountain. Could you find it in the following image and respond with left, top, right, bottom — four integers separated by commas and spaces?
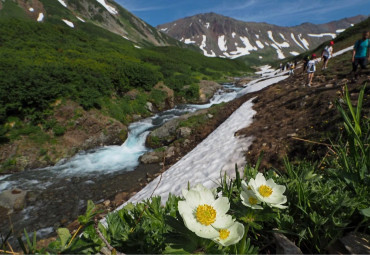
184, 38, 196, 44
37, 13, 44, 22
160, 28, 168, 32
290, 51, 299, 56
229, 37, 257, 58
96, 0, 118, 15
264, 42, 269, 46
205, 22, 210, 29
268, 31, 289, 48
308, 33, 336, 38
76, 16, 85, 22
259, 56, 263, 59
291, 33, 304, 50
256, 40, 264, 49
200, 35, 216, 57
333, 46, 353, 57
271, 43, 285, 59
336, 29, 345, 33
298, 34, 309, 49
255, 34, 259, 39
232, 32, 236, 38
62, 19, 74, 28
29, 7, 34, 12
58, 0, 67, 7
279, 33, 286, 41
218, 35, 228, 51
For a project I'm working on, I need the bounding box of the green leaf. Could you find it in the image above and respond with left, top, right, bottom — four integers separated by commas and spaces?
57, 228, 72, 247
360, 207, 370, 217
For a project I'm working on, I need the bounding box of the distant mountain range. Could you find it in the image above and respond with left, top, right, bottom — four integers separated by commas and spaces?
157, 13, 368, 60
0, 0, 186, 47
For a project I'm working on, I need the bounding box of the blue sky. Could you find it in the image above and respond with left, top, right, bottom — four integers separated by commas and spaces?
116, 0, 369, 27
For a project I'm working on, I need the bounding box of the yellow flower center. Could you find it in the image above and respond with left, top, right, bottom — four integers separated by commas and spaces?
249, 197, 258, 205
219, 229, 230, 240
196, 204, 216, 226
258, 185, 273, 197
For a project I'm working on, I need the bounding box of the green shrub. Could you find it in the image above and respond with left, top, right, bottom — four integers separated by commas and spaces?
53, 124, 66, 136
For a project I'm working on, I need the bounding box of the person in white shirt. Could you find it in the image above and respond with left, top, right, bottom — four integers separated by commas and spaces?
306, 53, 319, 87
321, 41, 334, 70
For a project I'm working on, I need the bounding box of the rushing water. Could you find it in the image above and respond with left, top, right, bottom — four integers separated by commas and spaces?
0, 85, 243, 192
0, 83, 245, 240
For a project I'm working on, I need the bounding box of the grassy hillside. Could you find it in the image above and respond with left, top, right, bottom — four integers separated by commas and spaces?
0, 18, 251, 129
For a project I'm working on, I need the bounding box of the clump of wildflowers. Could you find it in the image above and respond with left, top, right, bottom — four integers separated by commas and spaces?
178, 184, 244, 246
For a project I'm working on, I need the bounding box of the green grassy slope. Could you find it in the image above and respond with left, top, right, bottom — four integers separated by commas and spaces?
0, 17, 251, 130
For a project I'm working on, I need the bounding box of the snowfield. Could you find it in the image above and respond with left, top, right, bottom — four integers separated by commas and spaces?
110, 70, 289, 214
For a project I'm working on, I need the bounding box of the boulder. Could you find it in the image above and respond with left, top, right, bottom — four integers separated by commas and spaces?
146, 102, 154, 112
177, 127, 192, 138
273, 231, 303, 254
197, 80, 222, 103
153, 82, 175, 109
0, 189, 28, 211
125, 89, 140, 100
340, 232, 370, 254
146, 109, 208, 148
140, 151, 163, 164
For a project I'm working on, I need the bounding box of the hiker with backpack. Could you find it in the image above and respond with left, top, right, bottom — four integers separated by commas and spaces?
351, 31, 370, 79
302, 55, 309, 73
306, 54, 319, 87
321, 41, 334, 70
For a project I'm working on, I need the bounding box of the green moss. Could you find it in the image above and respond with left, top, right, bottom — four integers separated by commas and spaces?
147, 135, 162, 148
119, 129, 128, 142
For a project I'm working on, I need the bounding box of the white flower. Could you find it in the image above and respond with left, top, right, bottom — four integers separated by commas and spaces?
240, 180, 263, 210
178, 184, 234, 239
212, 221, 245, 246
248, 173, 287, 209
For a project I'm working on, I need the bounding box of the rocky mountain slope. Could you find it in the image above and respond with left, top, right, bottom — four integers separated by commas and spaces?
0, 0, 185, 47
157, 13, 367, 61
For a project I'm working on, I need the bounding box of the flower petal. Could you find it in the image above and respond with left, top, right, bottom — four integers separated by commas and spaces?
254, 172, 266, 186
213, 221, 245, 246
182, 213, 219, 239
212, 214, 234, 229
212, 197, 230, 215
184, 190, 202, 209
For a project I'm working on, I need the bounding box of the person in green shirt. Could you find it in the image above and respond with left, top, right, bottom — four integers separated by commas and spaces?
352, 31, 370, 79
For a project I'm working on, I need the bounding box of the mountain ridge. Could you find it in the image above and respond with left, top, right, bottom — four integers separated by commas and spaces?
157, 12, 368, 61
0, 0, 187, 47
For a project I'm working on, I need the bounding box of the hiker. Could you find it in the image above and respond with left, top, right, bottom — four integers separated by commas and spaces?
289, 63, 295, 76
302, 55, 309, 73
306, 54, 319, 87
351, 31, 370, 79
321, 41, 334, 70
